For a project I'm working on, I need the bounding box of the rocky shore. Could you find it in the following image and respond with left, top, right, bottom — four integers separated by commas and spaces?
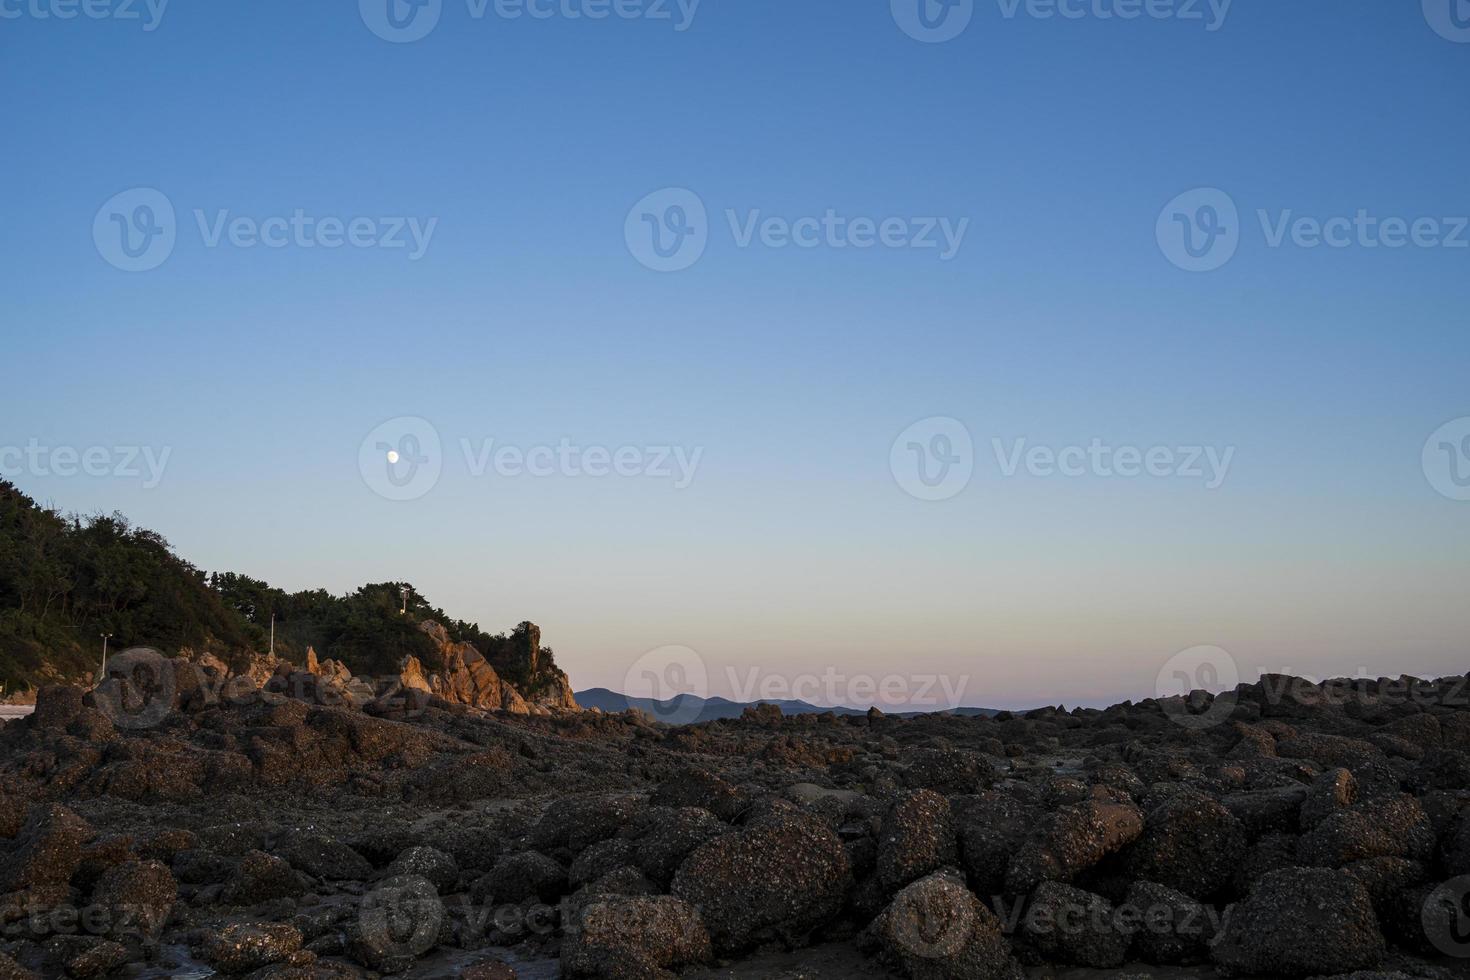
4, 666, 1470, 979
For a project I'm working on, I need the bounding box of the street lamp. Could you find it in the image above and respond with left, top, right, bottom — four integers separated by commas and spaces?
97, 633, 112, 684
400, 586, 409, 616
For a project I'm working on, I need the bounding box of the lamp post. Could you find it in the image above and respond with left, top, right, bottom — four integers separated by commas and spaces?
269, 613, 275, 658
98, 633, 112, 684
400, 586, 409, 616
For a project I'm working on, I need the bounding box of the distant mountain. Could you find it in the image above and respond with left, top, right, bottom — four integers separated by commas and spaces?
575, 688, 999, 725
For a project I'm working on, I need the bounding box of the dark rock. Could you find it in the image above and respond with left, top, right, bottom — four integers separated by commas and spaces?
230, 850, 305, 905
43, 936, 128, 980
1124, 789, 1246, 899
903, 747, 997, 795
1211, 868, 1384, 976
649, 768, 747, 823
562, 895, 712, 978
91, 859, 175, 940
386, 846, 458, 893
204, 922, 304, 974
0, 804, 91, 893
625, 807, 728, 889
877, 790, 956, 893
348, 874, 445, 973
671, 812, 851, 955
1124, 879, 1217, 965
1298, 796, 1435, 867
1021, 881, 1131, 968
1009, 799, 1144, 893
471, 851, 567, 905
32, 686, 84, 731
862, 870, 1024, 980
1300, 768, 1358, 830
272, 834, 372, 881
955, 792, 1035, 895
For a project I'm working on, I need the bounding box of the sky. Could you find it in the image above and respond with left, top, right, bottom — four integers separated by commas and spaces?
2, 0, 1469, 711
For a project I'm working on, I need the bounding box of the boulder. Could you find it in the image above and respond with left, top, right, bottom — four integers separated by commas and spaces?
1211, 868, 1384, 976
863, 871, 1024, 980
472, 851, 567, 905
1297, 796, 1435, 867
1008, 799, 1143, 892
229, 850, 305, 905
349, 874, 445, 973
0, 804, 91, 894
1022, 881, 1131, 968
562, 895, 712, 978
1124, 789, 1245, 899
877, 790, 957, 893
203, 922, 303, 974
671, 812, 851, 955
90, 859, 175, 940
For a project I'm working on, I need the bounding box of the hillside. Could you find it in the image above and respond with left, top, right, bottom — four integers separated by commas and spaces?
0, 480, 571, 701
575, 687, 1000, 723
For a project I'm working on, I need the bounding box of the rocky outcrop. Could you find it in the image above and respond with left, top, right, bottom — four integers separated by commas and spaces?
405, 621, 577, 715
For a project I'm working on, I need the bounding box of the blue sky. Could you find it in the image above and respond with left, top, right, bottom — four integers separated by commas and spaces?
3, 0, 1468, 709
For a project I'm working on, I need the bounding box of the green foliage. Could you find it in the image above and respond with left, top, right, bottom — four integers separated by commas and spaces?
0, 481, 254, 691
0, 480, 568, 695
